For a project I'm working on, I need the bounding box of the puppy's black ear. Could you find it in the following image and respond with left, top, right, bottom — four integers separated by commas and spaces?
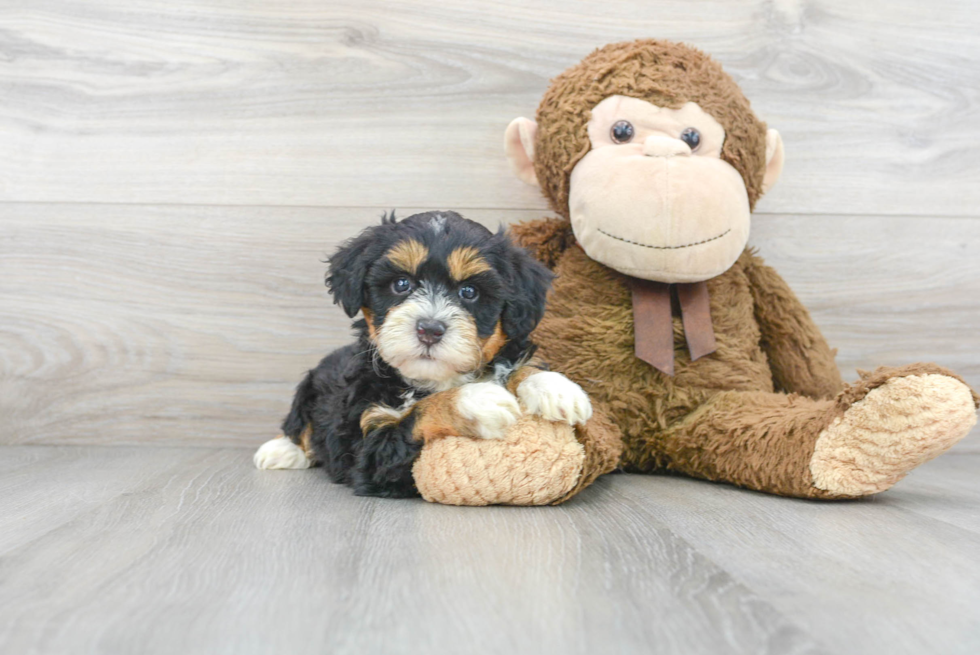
326, 219, 392, 318
499, 233, 554, 340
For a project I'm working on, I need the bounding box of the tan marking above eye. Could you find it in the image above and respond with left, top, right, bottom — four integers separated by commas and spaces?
386, 239, 428, 275
447, 246, 491, 281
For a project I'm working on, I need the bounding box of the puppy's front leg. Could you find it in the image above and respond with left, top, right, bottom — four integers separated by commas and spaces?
354, 384, 520, 497
354, 406, 425, 498
415, 382, 521, 441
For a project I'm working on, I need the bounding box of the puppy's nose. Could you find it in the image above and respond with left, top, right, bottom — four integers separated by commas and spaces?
416, 319, 446, 346
643, 135, 691, 158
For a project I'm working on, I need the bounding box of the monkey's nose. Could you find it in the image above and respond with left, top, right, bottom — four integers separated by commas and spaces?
643, 135, 691, 158
417, 319, 447, 346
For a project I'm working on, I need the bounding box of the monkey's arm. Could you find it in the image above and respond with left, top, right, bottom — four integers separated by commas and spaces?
508, 217, 576, 270
741, 251, 844, 399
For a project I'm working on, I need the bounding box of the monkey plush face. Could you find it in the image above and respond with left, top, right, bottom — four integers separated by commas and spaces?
568, 94, 753, 282
505, 39, 785, 283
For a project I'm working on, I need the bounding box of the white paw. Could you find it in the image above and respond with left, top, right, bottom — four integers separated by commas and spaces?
455, 382, 521, 440
253, 436, 311, 470
517, 372, 593, 426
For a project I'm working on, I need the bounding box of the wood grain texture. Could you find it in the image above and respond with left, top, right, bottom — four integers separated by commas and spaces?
1, 0, 979, 215
2, 204, 978, 449
610, 460, 980, 655
2, 446, 978, 655
0, 446, 205, 554
876, 453, 980, 535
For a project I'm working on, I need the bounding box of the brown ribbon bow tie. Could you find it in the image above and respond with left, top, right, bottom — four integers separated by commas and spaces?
630, 279, 717, 376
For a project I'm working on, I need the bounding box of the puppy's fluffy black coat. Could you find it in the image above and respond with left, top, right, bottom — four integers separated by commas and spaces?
280, 211, 552, 497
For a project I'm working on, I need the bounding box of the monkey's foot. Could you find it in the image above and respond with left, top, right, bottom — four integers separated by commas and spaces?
810, 374, 977, 496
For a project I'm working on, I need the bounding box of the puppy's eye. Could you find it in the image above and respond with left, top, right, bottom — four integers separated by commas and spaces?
680, 127, 701, 151
391, 277, 413, 295
610, 120, 634, 144
458, 285, 478, 301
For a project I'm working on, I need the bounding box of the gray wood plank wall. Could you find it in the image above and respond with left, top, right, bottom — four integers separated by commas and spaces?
2, 0, 979, 449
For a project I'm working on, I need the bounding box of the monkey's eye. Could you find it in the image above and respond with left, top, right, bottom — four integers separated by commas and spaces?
458, 285, 479, 301
610, 120, 635, 144
391, 277, 413, 295
680, 127, 701, 151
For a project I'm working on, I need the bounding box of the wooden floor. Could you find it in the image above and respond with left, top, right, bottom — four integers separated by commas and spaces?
3, 1, 980, 654
1, 445, 977, 655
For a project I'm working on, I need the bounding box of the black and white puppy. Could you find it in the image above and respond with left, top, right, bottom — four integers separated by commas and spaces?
254, 211, 591, 498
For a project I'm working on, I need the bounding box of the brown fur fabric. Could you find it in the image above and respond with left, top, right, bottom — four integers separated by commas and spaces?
516, 233, 978, 498
533, 39, 769, 219
655, 362, 975, 499
507, 217, 576, 270
740, 250, 844, 399
532, 244, 839, 469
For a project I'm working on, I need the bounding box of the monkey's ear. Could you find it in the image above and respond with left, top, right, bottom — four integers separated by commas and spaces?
504, 117, 540, 187
762, 128, 784, 195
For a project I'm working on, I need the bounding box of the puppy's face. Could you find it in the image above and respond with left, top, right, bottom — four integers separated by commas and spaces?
365, 236, 505, 384
327, 212, 551, 387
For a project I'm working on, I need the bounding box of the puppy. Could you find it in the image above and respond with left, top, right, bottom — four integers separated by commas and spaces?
254, 211, 592, 497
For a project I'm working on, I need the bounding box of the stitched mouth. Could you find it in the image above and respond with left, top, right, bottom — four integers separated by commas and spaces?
597, 227, 731, 250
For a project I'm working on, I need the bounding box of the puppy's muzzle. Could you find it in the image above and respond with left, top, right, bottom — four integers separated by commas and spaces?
416, 319, 447, 346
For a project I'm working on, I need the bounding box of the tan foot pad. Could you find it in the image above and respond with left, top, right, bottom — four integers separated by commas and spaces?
811, 374, 977, 496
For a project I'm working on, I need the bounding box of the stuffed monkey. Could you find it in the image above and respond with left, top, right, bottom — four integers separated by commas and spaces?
502, 39, 979, 499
